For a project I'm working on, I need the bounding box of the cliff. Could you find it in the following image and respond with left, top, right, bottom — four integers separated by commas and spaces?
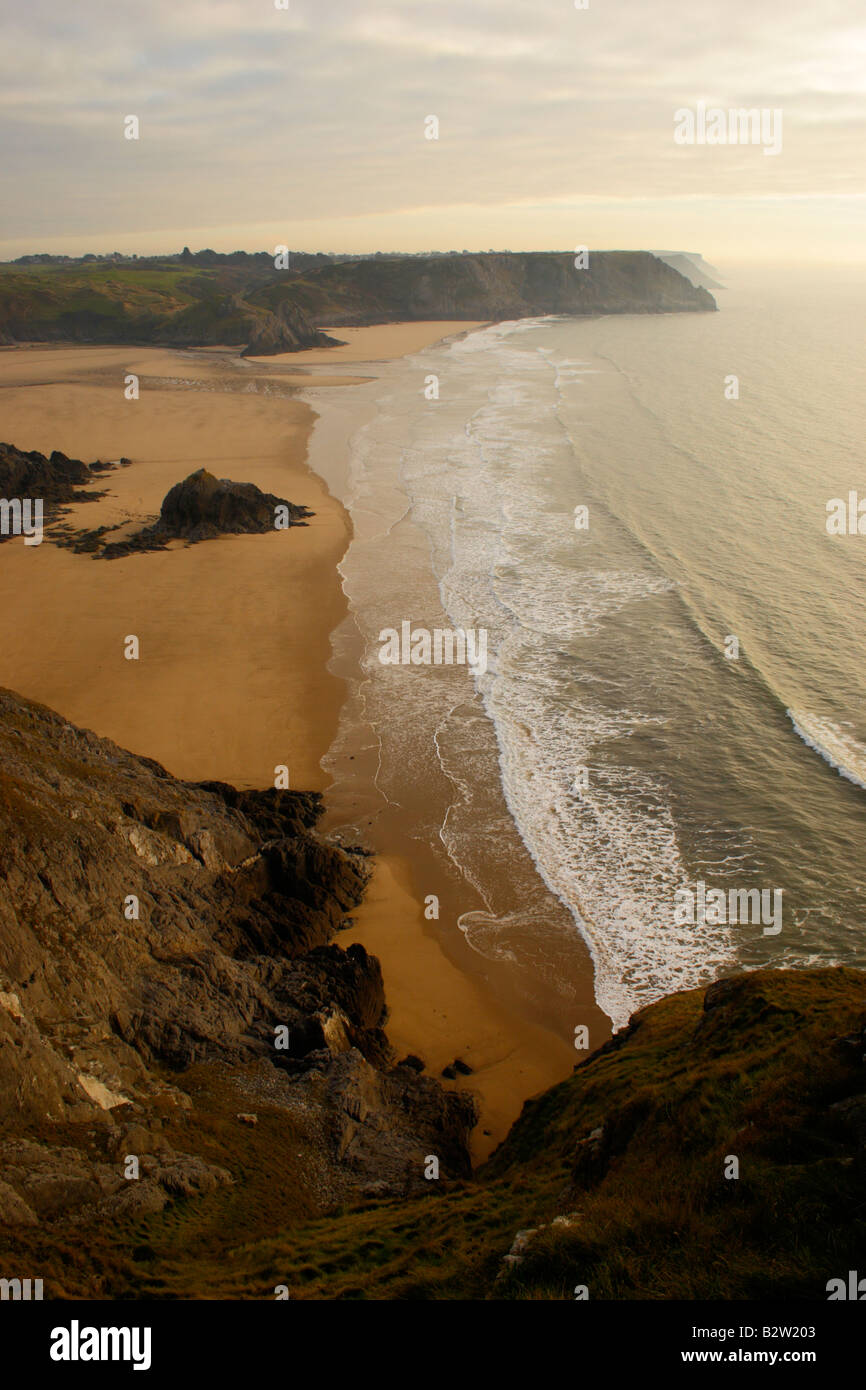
654, 251, 725, 291
262, 250, 717, 330
3, 689, 863, 1304
185, 966, 864, 1301
0, 250, 715, 358
0, 688, 475, 1265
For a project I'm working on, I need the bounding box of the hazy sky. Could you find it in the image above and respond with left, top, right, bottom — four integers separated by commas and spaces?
1, 0, 863, 262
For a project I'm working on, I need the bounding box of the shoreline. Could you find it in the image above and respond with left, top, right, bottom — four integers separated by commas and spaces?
299, 322, 606, 1159
0, 322, 600, 1162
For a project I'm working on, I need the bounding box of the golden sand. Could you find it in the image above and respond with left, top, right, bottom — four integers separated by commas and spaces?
0, 322, 581, 1155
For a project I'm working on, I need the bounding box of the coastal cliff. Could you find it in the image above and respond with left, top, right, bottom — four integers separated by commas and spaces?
1, 684, 864, 1296
0, 688, 476, 1261
264, 249, 717, 330
0, 250, 715, 358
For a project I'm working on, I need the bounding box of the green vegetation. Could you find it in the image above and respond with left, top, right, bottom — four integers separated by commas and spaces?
0, 262, 249, 343
0, 249, 714, 353
4, 967, 864, 1299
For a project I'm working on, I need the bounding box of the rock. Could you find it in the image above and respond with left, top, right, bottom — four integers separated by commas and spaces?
110, 1181, 168, 1218
77, 1074, 131, 1110
496, 1227, 539, 1277
0, 1179, 39, 1226
156, 1157, 232, 1197
452, 1058, 473, 1076
97, 469, 314, 559
0, 992, 23, 1021
831, 1027, 866, 1065
399, 1055, 426, 1073
0, 683, 476, 1245
361, 1180, 396, 1199
158, 469, 310, 541
441, 1065, 457, 1080
111, 1124, 156, 1158
510, 1228, 539, 1256
497, 1215, 580, 1279
240, 300, 342, 357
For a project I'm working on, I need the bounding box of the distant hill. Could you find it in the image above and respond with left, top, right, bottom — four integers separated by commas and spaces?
0, 250, 715, 356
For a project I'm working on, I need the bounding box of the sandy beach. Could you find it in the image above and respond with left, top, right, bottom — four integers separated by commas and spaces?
343, 857, 581, 1157
0, 320, 583, 1158
0, 345, 347, 789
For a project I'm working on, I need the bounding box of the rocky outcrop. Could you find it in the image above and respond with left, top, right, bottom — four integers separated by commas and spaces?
0, 442, 91, 500
67, 468, 313, 559
0, 442, 119, 539
240, 299, 343, 357
0, 687, 476, 1248
157, 469, 310, 539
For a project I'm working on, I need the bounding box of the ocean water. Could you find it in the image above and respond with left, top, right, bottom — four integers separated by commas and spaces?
317, 266, 866, 1029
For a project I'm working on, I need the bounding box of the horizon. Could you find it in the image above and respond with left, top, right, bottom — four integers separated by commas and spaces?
3, 246, 864, 278
2, 0, 864, 265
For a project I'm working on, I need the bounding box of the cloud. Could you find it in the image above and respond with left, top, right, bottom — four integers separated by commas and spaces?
0, 0, 863, 257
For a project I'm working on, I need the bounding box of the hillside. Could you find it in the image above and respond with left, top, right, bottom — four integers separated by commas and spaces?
1, 687, 863, 1300
0, 686, 475, 1292
0, 250, 716, 356
252, 250, 717, 328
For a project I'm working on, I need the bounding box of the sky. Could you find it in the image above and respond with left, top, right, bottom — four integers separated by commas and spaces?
1, 0, 863, 263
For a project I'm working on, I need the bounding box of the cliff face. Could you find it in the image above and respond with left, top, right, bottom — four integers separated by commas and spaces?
57, 963, 859, 1301
0, 251, 715, 358
272, 250, 716, 328
3, 681, 863, 1297
0, 689, 475, 1254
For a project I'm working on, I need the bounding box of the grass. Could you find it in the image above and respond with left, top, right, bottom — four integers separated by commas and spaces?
3, 968, 865, 1300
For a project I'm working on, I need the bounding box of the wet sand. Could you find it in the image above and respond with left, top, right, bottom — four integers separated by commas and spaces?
248, 321, 489, 365
343, 857, 584, 1161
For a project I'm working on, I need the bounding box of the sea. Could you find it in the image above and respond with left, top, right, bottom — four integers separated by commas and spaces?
309, 265, 866, 1031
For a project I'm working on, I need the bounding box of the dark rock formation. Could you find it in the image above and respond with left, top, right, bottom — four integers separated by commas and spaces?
0, 442, 91, 499
0, 442, 112, 539
240, 299, 343, 357
74, 468, 313, 559
158, 468, 310, 540
0, 687, 476, 1241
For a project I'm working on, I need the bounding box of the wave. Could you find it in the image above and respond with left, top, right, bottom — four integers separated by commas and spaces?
401, 322, 743, 1026
787, 709, 866, 791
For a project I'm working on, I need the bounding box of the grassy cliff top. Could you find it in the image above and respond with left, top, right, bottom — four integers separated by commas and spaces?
0, 250, 715, 354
